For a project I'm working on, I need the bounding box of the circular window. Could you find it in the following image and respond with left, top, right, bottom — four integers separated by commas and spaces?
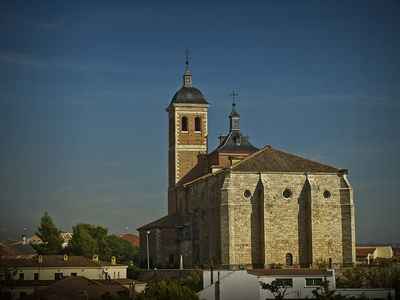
244, 190, 252, 198
323, 190, 331, 199
282, 188, 292, 199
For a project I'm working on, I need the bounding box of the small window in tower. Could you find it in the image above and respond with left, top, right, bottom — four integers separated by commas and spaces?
195, 116, 201, 132
181, 116, 188, 132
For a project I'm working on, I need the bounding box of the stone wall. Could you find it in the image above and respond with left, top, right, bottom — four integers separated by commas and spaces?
222, 171, 353, 268
157, 169, 355, 269
175, 172, 226, 266
340, 175, 356, 265
308, 174, 344, 266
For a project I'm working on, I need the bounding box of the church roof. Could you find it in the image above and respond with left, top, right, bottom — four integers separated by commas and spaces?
170, 86, 208, 105
137, 214, 191, 231
232, 145, 340, 173
216, 131, 259, 154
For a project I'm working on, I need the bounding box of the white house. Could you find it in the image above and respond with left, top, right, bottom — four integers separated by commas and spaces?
198, 269, 394, 300
0, 254, 128, 281
0, 254, 130, 300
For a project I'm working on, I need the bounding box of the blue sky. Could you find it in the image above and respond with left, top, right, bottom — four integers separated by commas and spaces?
0, 0, 399, 244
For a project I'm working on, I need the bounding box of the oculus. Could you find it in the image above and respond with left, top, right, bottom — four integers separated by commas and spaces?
244, 190, 252, 198
323, 190, 331, 199
282, 188, 292, 199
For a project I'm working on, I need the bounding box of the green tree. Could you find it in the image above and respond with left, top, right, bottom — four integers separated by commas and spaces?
34, 212, 63, 254
260, 279, 288, 300
70, 224, 99, 256
69, 224, 139, 264
312, 278, 338, 300
103, 235, 138, 262
136, 279, 199, 300
337, 265, 400, 298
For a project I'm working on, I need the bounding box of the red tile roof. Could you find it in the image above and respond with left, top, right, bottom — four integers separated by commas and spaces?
29, 276, 127, 300
232, 145, 340, 173
119, 233, 139, 247
356, 247, 376, 258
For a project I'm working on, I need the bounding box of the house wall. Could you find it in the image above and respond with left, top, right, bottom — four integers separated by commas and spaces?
2, 265, 127, 280
259, 274, 336, 299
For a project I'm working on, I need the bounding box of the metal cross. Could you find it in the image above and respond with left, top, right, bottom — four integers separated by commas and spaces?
185, 49, 190, 67
230, 90, 239, 105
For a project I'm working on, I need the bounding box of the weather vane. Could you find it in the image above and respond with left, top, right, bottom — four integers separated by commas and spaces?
230, 90, 239, 106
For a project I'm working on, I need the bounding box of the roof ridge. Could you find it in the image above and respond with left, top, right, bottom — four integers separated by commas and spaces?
269, 147, 339, 171
231, 145, 340, 173
230, 144, 273, 171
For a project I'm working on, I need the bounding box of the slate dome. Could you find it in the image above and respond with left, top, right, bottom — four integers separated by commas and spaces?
171, 86, 208, 105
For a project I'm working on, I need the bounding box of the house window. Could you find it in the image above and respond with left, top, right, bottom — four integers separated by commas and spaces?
19, 273, 24, 280
181, 116, 188, 132
305, 278, 323, 286
34, 273, 39, 280
54, 273, 63, 280
285, 253, 293, 266
194, 117, 201, 132
323, 190, 331, 199
276, 278, 293, 287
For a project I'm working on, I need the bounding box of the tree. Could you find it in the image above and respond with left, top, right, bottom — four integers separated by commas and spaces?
34, 212, 63, 254
103, 235, 139, 263
312, 278, 338, 300
260, 279, 288, 300
337, 265, 400, 298
69, 224, 139, 264
70, 224, 99, 256
136, 279, 199, 300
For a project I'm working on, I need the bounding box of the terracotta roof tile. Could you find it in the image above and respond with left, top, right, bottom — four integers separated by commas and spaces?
232, 145, 340, 173
119, 233, 139, 247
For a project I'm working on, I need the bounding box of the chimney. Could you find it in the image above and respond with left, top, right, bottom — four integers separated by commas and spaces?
92, 255, 99, 262
111, 256, 116, 265
38, 255, 43, 264
63, 254, 68, 261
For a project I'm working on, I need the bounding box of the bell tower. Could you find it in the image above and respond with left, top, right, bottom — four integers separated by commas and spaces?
166, 55, 208, 214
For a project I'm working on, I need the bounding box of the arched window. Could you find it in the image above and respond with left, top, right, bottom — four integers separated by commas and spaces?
181, 116, 188, 131
286, 253, 293, 266
194, 116, 201, 132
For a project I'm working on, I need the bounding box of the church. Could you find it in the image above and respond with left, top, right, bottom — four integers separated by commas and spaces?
138, 60, 356, 269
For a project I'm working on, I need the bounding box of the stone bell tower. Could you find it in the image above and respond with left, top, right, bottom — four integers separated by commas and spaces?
166, 56, 209, 214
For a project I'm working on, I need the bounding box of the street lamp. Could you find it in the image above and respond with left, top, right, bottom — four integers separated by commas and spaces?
176, 225, 186, 270
146, 230, 151, 270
